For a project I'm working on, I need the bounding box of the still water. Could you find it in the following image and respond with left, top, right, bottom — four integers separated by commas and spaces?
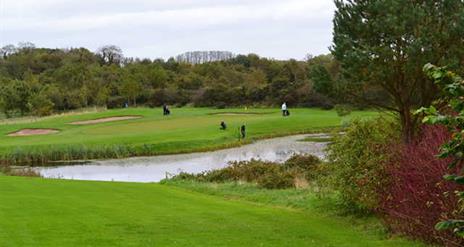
36, 134, 329, 183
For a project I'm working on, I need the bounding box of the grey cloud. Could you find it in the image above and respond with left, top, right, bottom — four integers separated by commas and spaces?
0, 0, 334, 60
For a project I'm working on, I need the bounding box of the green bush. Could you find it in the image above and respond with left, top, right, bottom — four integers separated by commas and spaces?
202, 160, 282, 184
334, 104, 353, 117
168, 155, 324, 190
283, 154, 321, 181
107, 96, 126, 109
257, 170, 295, 189
29, 93, 54, 116
324, 117, 399, 213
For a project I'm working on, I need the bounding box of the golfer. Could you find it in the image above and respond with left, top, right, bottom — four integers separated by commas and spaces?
220, 121, 227, 130
281, 102, 288, 116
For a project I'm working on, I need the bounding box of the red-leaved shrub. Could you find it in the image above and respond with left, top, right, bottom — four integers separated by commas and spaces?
381, 125, 464, 246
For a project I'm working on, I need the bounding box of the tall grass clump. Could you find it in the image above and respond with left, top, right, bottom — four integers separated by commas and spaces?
0, 144, 158, 166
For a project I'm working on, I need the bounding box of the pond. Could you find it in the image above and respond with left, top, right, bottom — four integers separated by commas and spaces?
35, 134, 329, 183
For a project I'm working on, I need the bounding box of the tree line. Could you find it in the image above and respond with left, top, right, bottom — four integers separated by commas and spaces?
0, 44, 357, 117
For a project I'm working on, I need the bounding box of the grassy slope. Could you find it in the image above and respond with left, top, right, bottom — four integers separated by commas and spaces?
0, 107, 376, 156
162, 181, 416, 239
0, 175, 424, 247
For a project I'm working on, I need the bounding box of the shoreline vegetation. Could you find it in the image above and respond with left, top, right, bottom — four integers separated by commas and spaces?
0, 107, 376, 166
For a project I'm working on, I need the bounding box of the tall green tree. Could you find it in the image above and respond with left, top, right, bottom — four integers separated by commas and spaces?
332, 0, 464, 142
0, 79, 31, 116
309, 64, 333, 96
120, 77, 142, 106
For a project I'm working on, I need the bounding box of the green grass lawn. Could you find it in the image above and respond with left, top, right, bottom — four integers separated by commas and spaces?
0, 175, 424, 247
0, 107, 377, 164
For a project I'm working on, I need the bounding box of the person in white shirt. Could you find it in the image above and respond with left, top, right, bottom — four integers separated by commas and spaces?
281, 102, 288, 116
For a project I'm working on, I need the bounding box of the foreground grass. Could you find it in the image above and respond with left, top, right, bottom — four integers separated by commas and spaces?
162, 180, 427, 243
0, 175, 424, 247
0, 107, 377, 165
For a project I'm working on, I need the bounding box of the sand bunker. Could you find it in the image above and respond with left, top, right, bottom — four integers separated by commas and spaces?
8, 128, 59, 137
70, 116, 142, 125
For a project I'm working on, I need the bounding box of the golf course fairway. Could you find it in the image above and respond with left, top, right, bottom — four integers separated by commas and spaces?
0, 107, 377, 165
0, 175, 423, 246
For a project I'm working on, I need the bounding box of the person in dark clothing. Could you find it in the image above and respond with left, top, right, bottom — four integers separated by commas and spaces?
163, 104, 170, 115
240, 125, 246, 139
162, 104, 167, 115
220, 121, 227, 130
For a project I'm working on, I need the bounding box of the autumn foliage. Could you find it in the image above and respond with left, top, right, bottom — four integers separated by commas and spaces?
381, 125, 464, 246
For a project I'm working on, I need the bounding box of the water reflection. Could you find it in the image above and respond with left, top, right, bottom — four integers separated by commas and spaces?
36, 134, 328, 183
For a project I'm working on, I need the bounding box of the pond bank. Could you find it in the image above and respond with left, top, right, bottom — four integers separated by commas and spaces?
34, 134, 330, 183
1, 126, 338, 166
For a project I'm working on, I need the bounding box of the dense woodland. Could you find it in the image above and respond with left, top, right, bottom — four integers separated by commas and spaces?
0, 44, 354, 117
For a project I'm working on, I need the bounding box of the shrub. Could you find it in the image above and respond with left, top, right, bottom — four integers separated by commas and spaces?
215, 102, 227, 109
202, 160, 283, 184
325, 117, 399, 213
302, 92, 334, 109
107, 96, 126, 109
334, 104, 353, 117
147, 88, 188, 107
29, 93, 54, 116
380, 125, 464, 246
194, 84, 240, 107
421, 63, 464, 239
168, 155, 324, 189
283, 154, 321, 181
257, 170, 295, 189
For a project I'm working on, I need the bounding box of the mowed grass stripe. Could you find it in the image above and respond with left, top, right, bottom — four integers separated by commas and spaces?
0, 176, 422, 247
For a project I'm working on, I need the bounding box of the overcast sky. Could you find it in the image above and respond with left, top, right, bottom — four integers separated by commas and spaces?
0, 0, 335, 60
